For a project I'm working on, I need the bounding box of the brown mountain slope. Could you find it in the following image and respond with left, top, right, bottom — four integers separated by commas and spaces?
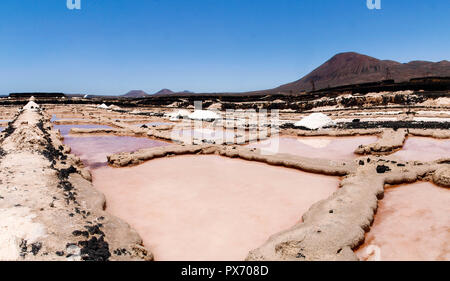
152, 89, 175, 96
123, 90, 149, 98
274, 52, 450, 93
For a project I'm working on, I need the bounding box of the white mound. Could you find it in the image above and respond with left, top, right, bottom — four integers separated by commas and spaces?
208, 103, 222, 110
294, 113, 336, 130
97, 103, 109, 109
109, 105, 122, 110
23, 101, 40, 110
166, 110, 191, 121
188, 110, 221, 121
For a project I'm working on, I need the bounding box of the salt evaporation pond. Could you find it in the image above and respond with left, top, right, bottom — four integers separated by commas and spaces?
356, 182, 450, 261
59, 127, 342, 260
63, 135, 169, 168
392, 137, 450, 162
248, 136, 378, 160
92, 155, 340, 261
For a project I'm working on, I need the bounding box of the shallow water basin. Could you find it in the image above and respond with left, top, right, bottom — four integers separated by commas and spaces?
62, 135, 169, 168
392, 137, 450, 162
91, 155, 340, 261
356, 182, 450, 261
248, 135, 378, 160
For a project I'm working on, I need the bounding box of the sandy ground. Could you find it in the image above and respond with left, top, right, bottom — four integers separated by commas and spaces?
247, 136, 377, 160
0, 105, 149, 261
356, 182, 450, 261
392, 136, 450, 161
91, 155, 339, 261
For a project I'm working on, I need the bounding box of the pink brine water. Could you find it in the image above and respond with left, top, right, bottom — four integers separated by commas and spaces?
63, 135, 169, 168
92, 155, 340, 261
248, 136, 378, 160
392, 137, 450, 162
356, 182, 450, 261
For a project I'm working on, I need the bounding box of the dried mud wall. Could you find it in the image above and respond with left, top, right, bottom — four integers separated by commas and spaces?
0, 106, 151, 261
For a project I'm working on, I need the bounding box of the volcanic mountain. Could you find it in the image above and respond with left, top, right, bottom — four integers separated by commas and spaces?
153, 89, 175, 96
272, 52, 450, 93
123, 90, 149, 98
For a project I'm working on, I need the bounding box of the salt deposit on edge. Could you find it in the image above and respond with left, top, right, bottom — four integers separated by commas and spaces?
23, 101, 40, 110
294, 113, 336, 130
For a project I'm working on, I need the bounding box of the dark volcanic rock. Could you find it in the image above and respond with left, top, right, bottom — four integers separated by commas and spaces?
376, 165, 391, 174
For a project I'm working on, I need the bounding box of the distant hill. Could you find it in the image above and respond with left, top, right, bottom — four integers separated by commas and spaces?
152, 89, 196, 96
122, 52, 450, 98
271, 52, 450, 93
123, 90, 149, 98
153, 89, 175, 96
178, 90, 194, 94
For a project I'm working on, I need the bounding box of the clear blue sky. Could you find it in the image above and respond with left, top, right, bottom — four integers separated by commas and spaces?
0, 0, 448, 95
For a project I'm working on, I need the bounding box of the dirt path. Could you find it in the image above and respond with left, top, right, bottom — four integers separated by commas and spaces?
0, 103, 151, 261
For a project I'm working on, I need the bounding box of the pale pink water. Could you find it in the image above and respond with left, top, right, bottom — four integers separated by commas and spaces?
92, 155, 339, 261
356, 182, 450, 261
248, 136, 378, 160
392, 137, 450, 162
63, 136, 169, 168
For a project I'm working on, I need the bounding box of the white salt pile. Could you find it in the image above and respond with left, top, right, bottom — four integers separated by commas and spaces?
188, 110, 221, 121
166, 110, 191, 121
294, 113, 336, 130
109, 105, 122, 110
97, 103, 109, 109
23, 101, 40, 110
